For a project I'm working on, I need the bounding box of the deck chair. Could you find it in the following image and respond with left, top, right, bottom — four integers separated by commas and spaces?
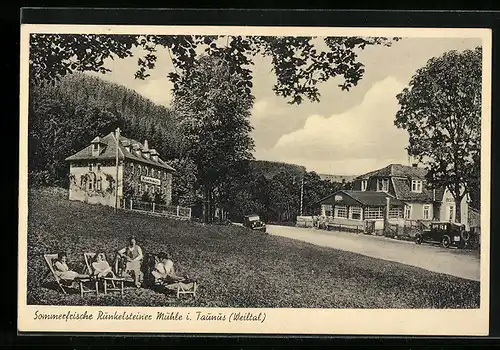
41, 253, 96, 297
148, 253, 198, 298
83, 252, 124, 296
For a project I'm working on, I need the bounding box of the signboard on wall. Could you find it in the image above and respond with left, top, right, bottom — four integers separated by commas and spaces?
140, 175, 161, 186
334, 195, 343, 201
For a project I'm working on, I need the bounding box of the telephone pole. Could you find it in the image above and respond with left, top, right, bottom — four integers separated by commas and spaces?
114, 127, 120, 213
300, 177, 304, 216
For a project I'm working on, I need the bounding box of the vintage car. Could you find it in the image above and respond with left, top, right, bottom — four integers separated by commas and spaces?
415, 221, 469, 249
243, 214, 267, 233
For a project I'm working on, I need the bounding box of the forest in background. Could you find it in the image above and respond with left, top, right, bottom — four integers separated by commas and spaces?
28, 73, 350, 222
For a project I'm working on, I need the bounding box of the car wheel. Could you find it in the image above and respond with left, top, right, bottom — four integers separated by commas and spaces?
461, 231, 470, 242
441, 235, 451, 248
415, 235, 423, 245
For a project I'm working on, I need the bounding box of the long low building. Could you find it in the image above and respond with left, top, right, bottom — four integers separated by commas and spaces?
318, 190, 405, 232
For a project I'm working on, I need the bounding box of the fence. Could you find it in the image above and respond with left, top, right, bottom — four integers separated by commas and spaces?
384, 219, 430, 240
122, 199, 192, 220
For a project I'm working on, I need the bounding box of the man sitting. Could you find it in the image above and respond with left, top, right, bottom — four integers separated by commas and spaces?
152, 252, 195, 290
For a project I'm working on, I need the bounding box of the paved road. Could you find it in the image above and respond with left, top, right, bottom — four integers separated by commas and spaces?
266, 224, 480, 282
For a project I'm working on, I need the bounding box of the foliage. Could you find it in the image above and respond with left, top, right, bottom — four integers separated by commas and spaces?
30, 34, 399, 105
395, 47, 482, 222
172, 55, 255, 223
28, 189, 479, 308
28, 73, 179, 187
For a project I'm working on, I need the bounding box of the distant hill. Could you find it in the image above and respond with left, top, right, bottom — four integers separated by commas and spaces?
250, 160, 306, 179
318, 173, 357, 183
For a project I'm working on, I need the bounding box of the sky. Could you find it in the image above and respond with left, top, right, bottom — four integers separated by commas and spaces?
86, 36, 482, 176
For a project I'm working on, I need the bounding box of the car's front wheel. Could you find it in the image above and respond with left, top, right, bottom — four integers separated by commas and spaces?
441, 235, 451, 248
415, 234, 423, 245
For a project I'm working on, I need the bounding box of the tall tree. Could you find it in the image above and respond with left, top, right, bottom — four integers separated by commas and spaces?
172, 55, 255, 223
29, 34, 399, 105
395, 47, 482, 223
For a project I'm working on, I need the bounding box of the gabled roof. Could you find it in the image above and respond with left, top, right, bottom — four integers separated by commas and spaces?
318, 190, 405, 207
392, 178, 435, 202
356, 164, 427, 180
65, 132, 176, 171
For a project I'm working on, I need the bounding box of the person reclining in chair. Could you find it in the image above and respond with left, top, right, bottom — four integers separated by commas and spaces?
92, 252, 115, 278
53, 252, 89, 288
152, 252, 194, 286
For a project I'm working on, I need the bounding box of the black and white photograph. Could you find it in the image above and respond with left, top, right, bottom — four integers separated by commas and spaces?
18, 23, 491, 335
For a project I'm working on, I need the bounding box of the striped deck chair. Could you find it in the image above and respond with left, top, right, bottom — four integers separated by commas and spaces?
83, 252, 124, 296
41, 253, 96, 297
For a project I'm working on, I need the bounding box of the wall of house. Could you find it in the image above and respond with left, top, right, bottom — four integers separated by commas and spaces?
68, 161, 124, 207
122, 161, 173, 205
439, 188, 469, 228
405, 202, 434, 221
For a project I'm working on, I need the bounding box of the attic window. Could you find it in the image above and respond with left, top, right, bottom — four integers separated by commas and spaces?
92, 143, 99, 156
377, 178, 389, 192
361, 180, 368, 191
411, 180, 423, 193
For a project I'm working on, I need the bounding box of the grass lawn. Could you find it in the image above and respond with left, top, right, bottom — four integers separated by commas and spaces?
26, 188, 480, 308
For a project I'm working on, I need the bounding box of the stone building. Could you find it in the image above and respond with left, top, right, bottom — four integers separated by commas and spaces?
65, 129, 175, 208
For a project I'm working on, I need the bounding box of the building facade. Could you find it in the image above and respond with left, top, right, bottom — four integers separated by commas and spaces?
65, 130, 175, 208
350, 163, 470, 228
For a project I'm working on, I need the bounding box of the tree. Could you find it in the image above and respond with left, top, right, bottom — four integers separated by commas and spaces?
30, 34, 399, 105
172, 55, 255, 223
395, 47, 482, 223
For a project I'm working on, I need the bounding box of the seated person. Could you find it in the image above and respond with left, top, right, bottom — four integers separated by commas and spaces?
152, 252, 195, 287
92, 252, 115, 278
53, 252, 89, 287
117, 236, 144, 288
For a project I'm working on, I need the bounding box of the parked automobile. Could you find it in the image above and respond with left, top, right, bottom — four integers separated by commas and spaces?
415, 221, 469, 249
243, 214, 267, 233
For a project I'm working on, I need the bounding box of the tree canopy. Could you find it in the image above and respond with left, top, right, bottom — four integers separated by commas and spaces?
29, 34, 399, 105
395, 47, 482, 222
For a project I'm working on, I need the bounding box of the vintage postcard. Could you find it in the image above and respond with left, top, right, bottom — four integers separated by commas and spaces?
18, 23, 491, 335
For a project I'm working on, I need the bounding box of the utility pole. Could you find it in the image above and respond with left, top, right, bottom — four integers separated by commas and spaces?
114, 127, 120, 213
300, 177, 304, 216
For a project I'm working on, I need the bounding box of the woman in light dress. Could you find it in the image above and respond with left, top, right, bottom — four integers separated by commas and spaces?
117, 236, 144, 287
92, 252, 115, 278
53, 252, 89, 287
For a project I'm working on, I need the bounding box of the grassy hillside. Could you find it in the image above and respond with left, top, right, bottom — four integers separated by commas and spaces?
26, 188, 479, 308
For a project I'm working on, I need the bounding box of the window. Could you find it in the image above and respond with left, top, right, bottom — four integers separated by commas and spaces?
389, 207, 403, 219
411, 180, 423, 193
138, 165, 141, 175
349, 206, 362, 220
335, 206, 347, 219
322, 204, 333, 217
89, 163, 93, 171
144, 184, 148, 193
151, 169, 155, 177
448, 205, 455, 221
377, 178, 389, 192
361, 180, 368, 191
88, 177, 94, 191
163, 171, 166, 179
96, 163, 101, 171
93, 143, 98, 151
365, 207, 384, 219
92, 144, 99, 156
96, 177, 102, 191
138, 184, 142, 193
146, 167, 149, 176
423, 205, 430, 220
404, 205, 412, 219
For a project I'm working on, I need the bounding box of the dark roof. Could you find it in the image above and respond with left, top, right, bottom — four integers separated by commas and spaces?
65, 132, 175, 171
319, 190, 405, 207
356, 164, 427, 180
392, 178, 435, 202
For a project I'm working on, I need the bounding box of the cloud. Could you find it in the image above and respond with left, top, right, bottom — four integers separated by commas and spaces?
257, 77, 410, 174
134, 78, 174, 107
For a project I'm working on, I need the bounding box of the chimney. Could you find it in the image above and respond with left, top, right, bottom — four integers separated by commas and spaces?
144, 140, 149, 150
150, 149, 158, 162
